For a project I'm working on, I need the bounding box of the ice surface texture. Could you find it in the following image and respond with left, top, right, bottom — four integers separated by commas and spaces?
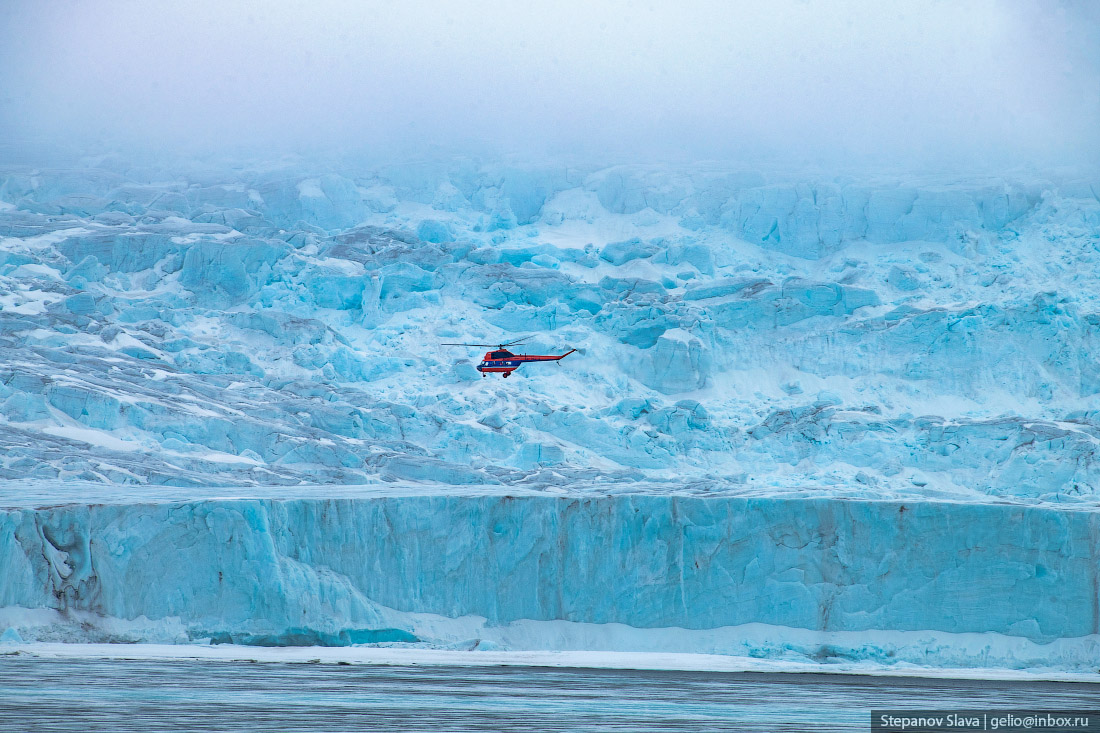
3, 159, 1100, 669
2, 159, 1099, 498
1, 494, 1098, 668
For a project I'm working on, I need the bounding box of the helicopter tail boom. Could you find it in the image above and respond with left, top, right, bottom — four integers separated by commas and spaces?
511, 349, 576, 362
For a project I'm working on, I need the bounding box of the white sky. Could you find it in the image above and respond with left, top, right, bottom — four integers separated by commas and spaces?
1, 0, 1097, 168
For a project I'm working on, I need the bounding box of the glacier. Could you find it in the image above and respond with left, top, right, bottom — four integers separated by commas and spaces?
1, 155, 1099, 672
2, 489, 1099, 673
1, 159, 1099, 495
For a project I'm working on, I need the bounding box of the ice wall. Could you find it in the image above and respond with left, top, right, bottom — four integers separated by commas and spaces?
2, 494, 1097, 649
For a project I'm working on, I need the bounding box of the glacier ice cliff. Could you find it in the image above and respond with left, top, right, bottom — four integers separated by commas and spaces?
1, 490, 1098, 671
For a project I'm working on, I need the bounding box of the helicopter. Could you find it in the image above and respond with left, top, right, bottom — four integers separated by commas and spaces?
442, 336, 576, 378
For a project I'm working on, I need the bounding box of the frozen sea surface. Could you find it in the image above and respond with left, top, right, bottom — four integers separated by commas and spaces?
2, 655, 1099, 733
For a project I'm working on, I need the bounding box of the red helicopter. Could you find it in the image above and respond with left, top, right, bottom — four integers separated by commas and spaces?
443, 337, 576, 378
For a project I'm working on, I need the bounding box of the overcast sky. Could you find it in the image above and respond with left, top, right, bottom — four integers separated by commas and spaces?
1, 0, 1097, 169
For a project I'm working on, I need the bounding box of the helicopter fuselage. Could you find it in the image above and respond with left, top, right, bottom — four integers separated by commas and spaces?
477, 348, 576, 377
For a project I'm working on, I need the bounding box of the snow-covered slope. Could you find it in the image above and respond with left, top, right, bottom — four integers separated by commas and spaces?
2, 159, 1099, 499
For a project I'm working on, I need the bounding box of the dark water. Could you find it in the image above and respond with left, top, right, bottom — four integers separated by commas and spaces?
1, 656, 1098, 732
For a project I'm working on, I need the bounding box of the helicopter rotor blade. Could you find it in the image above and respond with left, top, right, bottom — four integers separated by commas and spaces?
442, 336, 533, 348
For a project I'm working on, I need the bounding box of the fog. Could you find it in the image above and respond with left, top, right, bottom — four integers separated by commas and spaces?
1, 0, 1098, 169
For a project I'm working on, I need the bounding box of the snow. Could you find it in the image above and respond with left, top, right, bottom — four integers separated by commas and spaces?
4, 642, 1100, 684
296, 179, 324, 198
40, 425, 140, 452
1, 157, 1099, 672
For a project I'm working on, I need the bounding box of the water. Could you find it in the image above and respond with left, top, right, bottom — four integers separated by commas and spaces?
2, 656, 1098, 732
